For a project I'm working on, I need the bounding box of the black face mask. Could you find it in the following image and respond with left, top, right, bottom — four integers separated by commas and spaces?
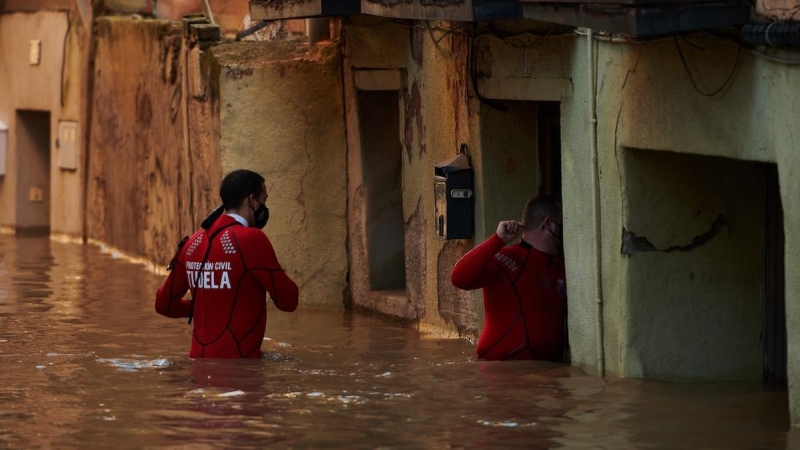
251, 198, 270, 229
547, 220, 563, 243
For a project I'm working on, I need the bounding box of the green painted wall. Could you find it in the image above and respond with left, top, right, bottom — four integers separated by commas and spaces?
556, 35, 799, 420
623, 149, 766, 381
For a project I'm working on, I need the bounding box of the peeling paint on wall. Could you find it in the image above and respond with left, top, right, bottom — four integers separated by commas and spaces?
402, 80, 425, 161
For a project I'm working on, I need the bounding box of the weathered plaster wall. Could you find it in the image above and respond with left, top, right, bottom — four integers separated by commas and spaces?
340, 21, 798, 419
212, 40, 348, 308
585, 40, 777, 379
86, 18, 193, 266
0, 10, 86, 236
556, 35, 800, 419
623, 149, 766, 381
185, 46, 224, 232
466, 26, 601, 372
445, 24, 798, 404
477, 101, 540, 240
343, 17, 481, 335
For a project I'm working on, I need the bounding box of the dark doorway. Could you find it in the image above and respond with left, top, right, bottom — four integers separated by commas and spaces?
357, 90, 406, 292
15, 110, 51, 234
479, 100, 562, 226
764, 164, 786, 388
537, 102, 561, 201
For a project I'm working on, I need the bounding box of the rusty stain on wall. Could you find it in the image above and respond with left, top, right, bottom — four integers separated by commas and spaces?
411, 27, 424, 66
403, 80, 425, 161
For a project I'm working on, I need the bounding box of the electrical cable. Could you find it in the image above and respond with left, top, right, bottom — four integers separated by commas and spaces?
236, 19, 273, 41
674, 36, 742, 97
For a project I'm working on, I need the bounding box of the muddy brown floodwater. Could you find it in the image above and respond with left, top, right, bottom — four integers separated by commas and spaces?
0, 235, 796, 448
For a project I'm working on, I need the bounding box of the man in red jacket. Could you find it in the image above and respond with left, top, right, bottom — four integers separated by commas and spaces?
155, 169, 298, 358
451, 196, 567, 362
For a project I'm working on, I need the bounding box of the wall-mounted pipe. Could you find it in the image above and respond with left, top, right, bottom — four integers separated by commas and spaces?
742, 22, 800, 48
587, 28, 606, 377
202, 0, 215, 25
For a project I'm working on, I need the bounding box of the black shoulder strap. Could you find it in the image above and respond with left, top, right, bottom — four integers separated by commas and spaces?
167, 236, 189, 272
187, 222, 240, 324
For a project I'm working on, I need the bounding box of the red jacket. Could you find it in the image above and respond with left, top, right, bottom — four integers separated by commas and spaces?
451, 234, 567, 361
155, 215, 298, 358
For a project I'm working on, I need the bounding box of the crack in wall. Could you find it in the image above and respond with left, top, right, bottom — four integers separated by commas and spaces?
621, 214, 728, 255
621, 47, 642, 91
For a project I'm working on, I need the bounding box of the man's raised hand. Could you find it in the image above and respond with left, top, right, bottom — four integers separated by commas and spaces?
496, 220, 524, 243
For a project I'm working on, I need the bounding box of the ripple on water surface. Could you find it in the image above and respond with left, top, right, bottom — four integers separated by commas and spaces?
0, 235, 794, 448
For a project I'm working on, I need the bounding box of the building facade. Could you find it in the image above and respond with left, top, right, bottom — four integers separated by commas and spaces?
2, 0, 799, 425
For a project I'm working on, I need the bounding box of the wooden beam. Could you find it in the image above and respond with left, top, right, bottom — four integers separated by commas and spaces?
354, 70, 403, 91
361, 0, 473, 21
250, 0, 359, 20
521, 2, 750, 37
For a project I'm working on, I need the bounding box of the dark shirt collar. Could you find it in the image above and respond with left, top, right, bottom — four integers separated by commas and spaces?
518, 240, 559, 265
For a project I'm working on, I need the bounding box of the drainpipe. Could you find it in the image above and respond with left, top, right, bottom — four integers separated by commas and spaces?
587, 29, 606, 377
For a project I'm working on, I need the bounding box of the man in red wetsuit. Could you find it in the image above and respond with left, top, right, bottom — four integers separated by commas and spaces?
451, 196, 567, 362
155, 169, 298, 358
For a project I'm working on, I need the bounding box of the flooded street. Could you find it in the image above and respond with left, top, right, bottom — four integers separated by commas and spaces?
0, 235, 795, 449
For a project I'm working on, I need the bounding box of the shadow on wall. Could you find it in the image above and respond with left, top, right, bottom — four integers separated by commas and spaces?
621, 148, 770, 382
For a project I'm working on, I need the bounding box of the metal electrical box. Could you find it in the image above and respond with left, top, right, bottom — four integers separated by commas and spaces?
434, 153, 474, 240
57, 121, 79, 170
0, 120, 6, 176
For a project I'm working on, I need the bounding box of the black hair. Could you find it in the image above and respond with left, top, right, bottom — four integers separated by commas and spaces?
522, 195, 561, 230
220, 169, 265, 211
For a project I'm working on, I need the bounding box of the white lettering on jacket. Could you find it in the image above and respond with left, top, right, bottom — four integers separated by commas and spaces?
186, 261, 232, 289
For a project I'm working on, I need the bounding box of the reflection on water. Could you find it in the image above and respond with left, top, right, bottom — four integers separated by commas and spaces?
0, 235, 795, 448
